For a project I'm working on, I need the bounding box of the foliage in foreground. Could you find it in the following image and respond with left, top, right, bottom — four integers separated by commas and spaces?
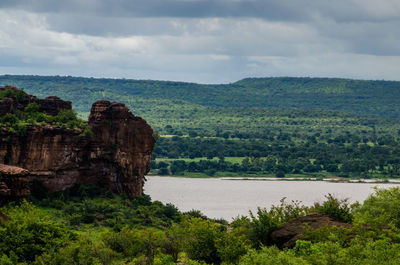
2, 186, 400, 264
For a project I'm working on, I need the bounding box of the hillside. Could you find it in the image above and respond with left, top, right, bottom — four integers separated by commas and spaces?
2, 75, 400, 179
1, 75, 400, 117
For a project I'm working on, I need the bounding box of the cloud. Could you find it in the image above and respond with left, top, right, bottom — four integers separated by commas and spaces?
2, 0, 399, 22
0, 1, 399, 82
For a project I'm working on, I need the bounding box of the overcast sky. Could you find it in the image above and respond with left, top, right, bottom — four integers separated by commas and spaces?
0, 0, 399, 83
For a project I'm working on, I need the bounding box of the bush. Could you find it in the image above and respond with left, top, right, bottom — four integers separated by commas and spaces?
239, 246, 308, 265
248, 208, 278, 248
0, 201, 72, 263
35, 239, 121, 265
181, 217, 223, 264
79, 126, 94, 137
24, 102, 40, 114
275, 171, 285, 178
54, 109, 78, 124
215, 231, 249, 264
101, 227, 166, 263
183, 209, 207, 219
313, 194, 355, 223
0, 88, 26, 103
358, 187, 400, 229
0, 113, 18, 125
269, 198, 309, 225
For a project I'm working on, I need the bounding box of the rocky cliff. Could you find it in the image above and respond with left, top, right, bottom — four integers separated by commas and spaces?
0, 86, 155, 204
0, 164, 30, 205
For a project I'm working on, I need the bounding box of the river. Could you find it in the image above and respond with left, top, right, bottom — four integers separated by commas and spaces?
144, 176, 399, 220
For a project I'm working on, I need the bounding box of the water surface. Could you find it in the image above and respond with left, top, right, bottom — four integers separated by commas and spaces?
144, 176, 399, 220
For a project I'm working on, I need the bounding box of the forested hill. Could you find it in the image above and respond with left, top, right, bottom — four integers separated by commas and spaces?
2, 75, 400, 178
1, 75, 400, 119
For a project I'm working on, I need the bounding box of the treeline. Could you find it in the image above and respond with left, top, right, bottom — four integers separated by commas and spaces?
2, 75, 400, 118
3, 184, 400, 264
152, 133, 400, 177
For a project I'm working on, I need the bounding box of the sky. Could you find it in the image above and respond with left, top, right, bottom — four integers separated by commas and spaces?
0, 0, 399, 83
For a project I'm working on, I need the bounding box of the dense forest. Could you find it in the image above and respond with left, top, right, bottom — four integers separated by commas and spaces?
1, 75, 400, 178
2, 184, 400, 264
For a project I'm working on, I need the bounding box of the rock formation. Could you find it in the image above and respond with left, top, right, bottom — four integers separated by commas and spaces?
269, 213, 352, 249
0, 164, 30, 206
0, 86, 155, 202
0, 85, 72, 116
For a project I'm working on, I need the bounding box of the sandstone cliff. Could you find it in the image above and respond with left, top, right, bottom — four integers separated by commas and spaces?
0, 86, 155, 204
0, 164, 30, 205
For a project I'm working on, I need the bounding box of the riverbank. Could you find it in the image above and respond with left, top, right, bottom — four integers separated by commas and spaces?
148, 173, 400, 184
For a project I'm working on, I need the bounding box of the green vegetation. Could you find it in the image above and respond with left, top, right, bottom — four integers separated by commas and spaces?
2, 76, 400, 263
3, 185, 400, 264
0, 87, 26, 103
151, 133, 400, 178
0, 107, 88, 135
1, 75, 400, 178
0, 88, 89, 135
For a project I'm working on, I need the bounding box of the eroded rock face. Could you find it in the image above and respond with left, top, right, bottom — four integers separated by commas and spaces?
88, 100, 155, 196
269, 213, 352, 249
0, 164, 31, 206
38, 96, 72, 115
0, 88, 155, 201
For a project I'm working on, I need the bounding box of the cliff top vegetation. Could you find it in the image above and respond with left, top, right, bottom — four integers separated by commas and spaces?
0, 86, 90, 136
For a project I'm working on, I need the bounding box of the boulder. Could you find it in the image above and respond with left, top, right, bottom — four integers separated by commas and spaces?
269, 213, 352, 249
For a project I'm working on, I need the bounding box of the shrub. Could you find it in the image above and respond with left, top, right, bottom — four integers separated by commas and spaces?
313, 194, 354, 223
183, 209, 207, 219
269, 198, 309, 225
54, 109, 78, 123
181, 217, 223, 264
0, 88, 26, 103
215, 231, 249, 264
358, 187, 400, 229
275, 171, 285, 178
161, 203, 181, 221
239, 246, 308, 265
0, 113, 18, 125
101, 227, 166, 263
248, 208, 278, 248
24, 102, 40, 114
0, 201, 72, 263
79, 126, 94, 137
36, 239, 121, 265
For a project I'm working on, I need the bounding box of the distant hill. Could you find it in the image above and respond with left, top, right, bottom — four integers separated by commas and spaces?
1, 75, 399, 117
0, 75, 399, 136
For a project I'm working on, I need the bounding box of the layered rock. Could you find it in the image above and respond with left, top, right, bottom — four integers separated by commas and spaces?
0, 87, 155, 200
38, 96, 72, 115
0, 164, 31, 206
88, 100, 155, 196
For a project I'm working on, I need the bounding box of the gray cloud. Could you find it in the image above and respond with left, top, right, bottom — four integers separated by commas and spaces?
0, 0, 305, 20
0, 1, 399, 83
3, 0, 399, 22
